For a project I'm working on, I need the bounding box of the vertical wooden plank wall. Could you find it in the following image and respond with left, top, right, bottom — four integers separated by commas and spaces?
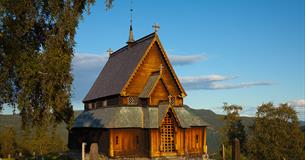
109, 129, 147, 157
109, 129, 114, 157
149, 129, 160, 157
105, 128, 206, 158
203, 127, 207, 154
150, 81, 169, 106
124, 43, 181, 100
185, 128, 203, 155
175, 128, 185, 155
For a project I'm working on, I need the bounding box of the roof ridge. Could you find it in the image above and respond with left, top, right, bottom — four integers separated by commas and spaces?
110, 32, 156, 57
135, 32, 156, 43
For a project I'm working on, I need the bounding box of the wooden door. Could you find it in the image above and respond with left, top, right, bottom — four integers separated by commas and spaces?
160, 112, 175, 152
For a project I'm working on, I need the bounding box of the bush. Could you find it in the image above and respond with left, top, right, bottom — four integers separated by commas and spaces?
0, 126, 17, 157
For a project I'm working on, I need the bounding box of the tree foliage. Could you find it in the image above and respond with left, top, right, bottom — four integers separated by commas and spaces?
0, 0, 113, 130
222, 103, 247, 154
220, 145, 248, 160
0, 125, 65, 157
20, 126, 65, 156
0, 126, 17, 157
247, 102, 305, 160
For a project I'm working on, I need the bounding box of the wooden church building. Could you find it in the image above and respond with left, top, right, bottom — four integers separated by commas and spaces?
69, 25, 208, 158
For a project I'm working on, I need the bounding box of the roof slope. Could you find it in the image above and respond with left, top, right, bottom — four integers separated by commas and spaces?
139, 74, 160, 98
72, 106, 144, 128
83, 33, 156, 102
72, 105, 208, 128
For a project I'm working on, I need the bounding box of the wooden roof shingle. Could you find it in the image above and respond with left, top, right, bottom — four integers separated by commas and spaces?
139, 74, 160, 98
72, 105, 209, 128
83, 33, 156, 102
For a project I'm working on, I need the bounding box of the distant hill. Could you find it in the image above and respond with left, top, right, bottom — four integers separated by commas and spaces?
300, 121, 305, 126
183, 106, 223, 152
184, 105, 255, 153
301, 126, 305, 132
1, 106, 302, 154
0, 114, 69, 142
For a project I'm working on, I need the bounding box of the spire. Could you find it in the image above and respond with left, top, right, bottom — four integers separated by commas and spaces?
127, 0, 134, 46
127, 24, 134, 44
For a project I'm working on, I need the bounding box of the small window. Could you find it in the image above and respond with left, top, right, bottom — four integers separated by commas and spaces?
115, 136, 119, 145
88, 103, 92, 110
141, 99, 148, 107
196, 135, 199, 143
102, 100, 107, 107
136, 136, 139, 144
91, 102, 96, 109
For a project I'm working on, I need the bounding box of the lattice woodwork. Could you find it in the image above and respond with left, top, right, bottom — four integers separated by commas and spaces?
160, 113, 175, 152
127, 96, 138, 105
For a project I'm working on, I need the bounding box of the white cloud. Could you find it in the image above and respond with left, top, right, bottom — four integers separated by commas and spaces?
72, 53, 205, 72
72, 53, 108, 71
289, 99, 305, 107
180, 75, 272, 90
71, 53, 108, 104
211, 82, 272, 90
169, 54, 207, 65
180, 75, 231, 83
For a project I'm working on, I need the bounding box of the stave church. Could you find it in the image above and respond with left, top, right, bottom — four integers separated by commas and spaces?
68, 24, 208, 158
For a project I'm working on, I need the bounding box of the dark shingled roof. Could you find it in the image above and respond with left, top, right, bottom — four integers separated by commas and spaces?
83, 33, 156, 102
139, 74, 160, 98
72, 105, 209, 129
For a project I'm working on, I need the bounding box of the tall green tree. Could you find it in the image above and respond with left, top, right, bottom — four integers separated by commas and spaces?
0, 1, 112, 130
248, 102, 305, 160
222, 103, 247, 154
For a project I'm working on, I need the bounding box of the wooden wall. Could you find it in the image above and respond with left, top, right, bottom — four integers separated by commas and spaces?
149, 129, 160, 157
150, 80, 169, 106
109, 128, 148, 157
175, 128, 185, 155
185, 127, 205, 155
148, 127, 206, 157
124, 42, 181, 104
84, 95, 121, 110
69, 126, 207, 158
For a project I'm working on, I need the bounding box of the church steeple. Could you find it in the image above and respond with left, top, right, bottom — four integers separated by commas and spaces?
127, 0, 134, 46
127, 24, 134, 44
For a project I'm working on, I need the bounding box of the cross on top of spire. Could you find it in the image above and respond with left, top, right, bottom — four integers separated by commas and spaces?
152, 23, 160, 32
130, 0, 133, 26
127, 0, 135, 44
107, 48, 113, 56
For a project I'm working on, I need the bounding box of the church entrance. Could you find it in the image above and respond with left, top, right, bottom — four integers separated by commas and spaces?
160, 112, 175, 153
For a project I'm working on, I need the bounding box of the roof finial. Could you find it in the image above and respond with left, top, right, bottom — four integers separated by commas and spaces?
107, 48, 113, 56
152, 23, 160, 32
127, 0, 134, 45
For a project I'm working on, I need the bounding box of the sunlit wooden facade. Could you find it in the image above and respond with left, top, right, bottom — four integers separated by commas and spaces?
69, 32, 208, 158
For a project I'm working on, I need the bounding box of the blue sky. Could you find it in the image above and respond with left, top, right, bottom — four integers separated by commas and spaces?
4, 0, 303, 117
70, 0, 305, 117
